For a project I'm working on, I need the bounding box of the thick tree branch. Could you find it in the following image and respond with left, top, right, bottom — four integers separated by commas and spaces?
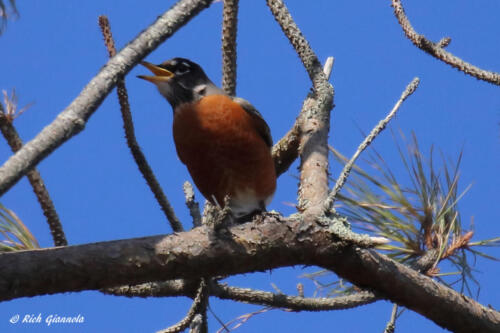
221, 0, 239, 96
1, 217, 498, 332
0, 109, 67, 246
266, 0, 334, 216
98, 15, 183, 232
0, 0, 214, 197
391, 0, 500, 86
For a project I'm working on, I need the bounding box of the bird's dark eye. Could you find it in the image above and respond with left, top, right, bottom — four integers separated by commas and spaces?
175, 62, 191, 75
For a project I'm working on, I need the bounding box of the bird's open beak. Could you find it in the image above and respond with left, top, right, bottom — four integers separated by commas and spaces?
137, 61, 174, 83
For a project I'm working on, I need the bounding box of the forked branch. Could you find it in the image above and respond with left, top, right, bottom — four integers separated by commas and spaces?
391, 0, 500, 86
266, 0, 334, 215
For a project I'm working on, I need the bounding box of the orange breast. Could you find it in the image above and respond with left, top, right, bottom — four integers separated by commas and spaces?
172, 95, 276, 210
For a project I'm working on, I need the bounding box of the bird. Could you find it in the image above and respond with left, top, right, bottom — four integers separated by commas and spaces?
138, 57, 276, 221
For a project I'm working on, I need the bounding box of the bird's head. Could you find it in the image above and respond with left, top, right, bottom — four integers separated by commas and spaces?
138, 57, 222, 109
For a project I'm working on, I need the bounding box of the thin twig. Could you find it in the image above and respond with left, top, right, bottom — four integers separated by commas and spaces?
208, 305, 229, 333
217, 307, 271, 333
383, 304, 399, 333
158, 279, 208, 333
391, 0, 500, 86
0, 102, 67, 246
324, 77, 420, 211
221, 0, 239, 96
0, 0, 214, 197
98, 15, 183, 232
183, 181, 202, 227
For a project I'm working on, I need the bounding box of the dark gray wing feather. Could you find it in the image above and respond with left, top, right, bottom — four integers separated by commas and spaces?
232, 97, 273, 147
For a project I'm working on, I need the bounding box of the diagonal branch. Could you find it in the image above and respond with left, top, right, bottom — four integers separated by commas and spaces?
324, 77, 420, 211
0, 216, 498, 332
221, 0, 239, 96
391, 0, 500, 86
98, 15, 183, 232
266, 0, 334, 216
0, 0, 214, 197
0, 106, 67, 246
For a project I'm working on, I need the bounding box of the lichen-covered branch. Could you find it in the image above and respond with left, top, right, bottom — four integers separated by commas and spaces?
98, 15, 183, 232
391, 0, 500, 86
221, 0, 239, 96
0, 216, 498, 332
104, 279, 378, 311
0, 0, 214, 197
271, 58, 334, 177
266, 0, 334, 216
0, 108, 67, 246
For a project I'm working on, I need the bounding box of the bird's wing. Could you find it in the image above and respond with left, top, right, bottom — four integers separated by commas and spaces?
232, 97, 273, 147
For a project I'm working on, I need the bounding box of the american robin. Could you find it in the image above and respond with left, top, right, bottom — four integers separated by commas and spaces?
138, 58, 276, 220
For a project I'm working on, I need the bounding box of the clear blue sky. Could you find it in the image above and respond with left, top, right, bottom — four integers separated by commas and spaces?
0, 0, 498, 332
